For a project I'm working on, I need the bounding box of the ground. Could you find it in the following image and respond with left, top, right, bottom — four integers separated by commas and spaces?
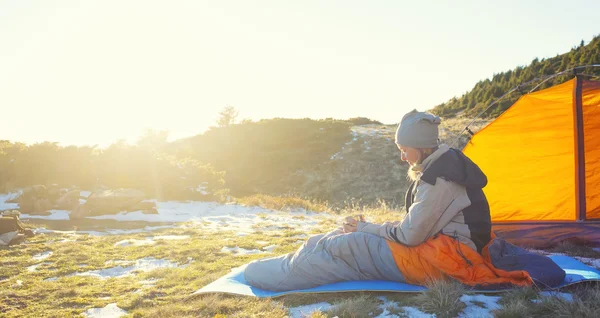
2, 193, 600, 318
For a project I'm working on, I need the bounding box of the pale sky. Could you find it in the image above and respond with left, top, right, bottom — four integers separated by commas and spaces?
1, 0, 598, 147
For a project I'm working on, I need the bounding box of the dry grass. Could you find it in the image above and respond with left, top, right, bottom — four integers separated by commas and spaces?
438, 117, 491, 149
547, 241, 600, 258
413, 279, 466, 318
237, 194, 331, 213
495, 285, 600, 318
324, 294, 380, 318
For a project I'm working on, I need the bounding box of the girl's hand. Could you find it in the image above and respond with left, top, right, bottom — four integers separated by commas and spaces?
343, 215, 365, 233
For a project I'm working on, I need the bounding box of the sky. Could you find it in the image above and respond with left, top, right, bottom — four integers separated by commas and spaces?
1, 0, 598, 147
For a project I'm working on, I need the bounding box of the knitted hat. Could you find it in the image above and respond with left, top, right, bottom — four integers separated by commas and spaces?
395, 109, 441, 148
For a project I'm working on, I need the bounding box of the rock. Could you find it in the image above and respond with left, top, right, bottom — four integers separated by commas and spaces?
71, 189, 151, 218
16, 185, 57, 215
55, 190, 82, 210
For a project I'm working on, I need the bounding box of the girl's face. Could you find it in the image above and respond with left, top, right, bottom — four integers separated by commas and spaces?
397, 145, 421, 166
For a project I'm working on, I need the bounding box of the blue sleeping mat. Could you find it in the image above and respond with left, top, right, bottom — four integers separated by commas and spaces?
193, 255, 600, 298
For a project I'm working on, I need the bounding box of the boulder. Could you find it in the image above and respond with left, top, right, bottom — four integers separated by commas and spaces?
71, 189, 157, 218
16, 185, 60, 215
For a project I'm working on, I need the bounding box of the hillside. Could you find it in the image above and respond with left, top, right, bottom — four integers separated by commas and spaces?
432, 35, 600, 118
1, 116, 485, 210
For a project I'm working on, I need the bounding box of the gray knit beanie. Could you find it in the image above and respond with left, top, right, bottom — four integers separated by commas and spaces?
395, 109, 441, 148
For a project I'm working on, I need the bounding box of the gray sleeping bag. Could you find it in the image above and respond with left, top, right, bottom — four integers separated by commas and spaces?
244, 229, 405, 292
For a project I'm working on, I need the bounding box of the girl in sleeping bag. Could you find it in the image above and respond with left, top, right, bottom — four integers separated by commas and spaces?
244, 110, 564, 292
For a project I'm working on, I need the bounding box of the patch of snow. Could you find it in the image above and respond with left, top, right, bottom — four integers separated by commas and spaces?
263, 244, 278, 252
79, 199, 87, 204
27, 262, 50, 272
105, 260, 134, 266
294, 240, 304, 245
74, 258, 183, 279
153, 235, 190, 240
35, 225, 175, 236
376, 296, 402, 318
401, 307, 435, 318
14, 280, 23, 287
459, 294, 501, 318
21, 210, 70, 220
33, 251, 53, 261
255, 240, 270, 245
291, 234, 308, 239
220, 246, 265, 255
289, 302, 332, 318
99, 296, 111, 300
30, 200, 334, 238
44, 277, 58, 282
114, 239, 156, 247
80, 191, 92, 197
0, 193, 19, 211
376, 296, 435, 318
574, 256, 600, 269
83, 303, 127, 318
85, 201, 303, 224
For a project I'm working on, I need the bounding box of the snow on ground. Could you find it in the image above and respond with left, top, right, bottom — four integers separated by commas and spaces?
0, 192, 19, 211
531, 249, 600, 270
376, 296, 434, 318
153, 235, 190, 240
400, 307, 435, 318
4, 191, 334, 239
574, 256, 600, 269
83, 303, 127, 318
114, 239, 156, 247
375, 295, 502, 318
288, 302, 332, 318
32, 251, 53, 261
82, 201, 333, 235
69, 258, 184, 279
21, 210, 70, 220
262, 244, 278, 252
352, 125, 394, 140
220, 246, 266, 256
459, 294, 501, 318
113, 235, 190, 246
35, 225, 177, 237
27, 262, 50, 272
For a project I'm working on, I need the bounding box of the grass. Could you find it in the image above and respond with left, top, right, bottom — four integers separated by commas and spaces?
412, 280, 466, 318
237, 194, 331, 213
4, 201, 600, 317
547, 241, 600, 258
494, 285, 600, 317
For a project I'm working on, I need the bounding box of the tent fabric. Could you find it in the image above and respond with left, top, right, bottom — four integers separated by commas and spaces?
583, 80, 600, 219
492, 223, 600, 248
464, 79, 576, 222
463, 77, 600, 246
193, 255, 600, 298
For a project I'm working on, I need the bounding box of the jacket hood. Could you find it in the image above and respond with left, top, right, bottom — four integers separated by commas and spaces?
420, 148, 488, 189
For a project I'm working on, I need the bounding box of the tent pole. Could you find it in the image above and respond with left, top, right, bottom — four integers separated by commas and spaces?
573, 75, 586, 221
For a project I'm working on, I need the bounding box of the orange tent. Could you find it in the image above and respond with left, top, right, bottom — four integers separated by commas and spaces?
463, 77, 600, 247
